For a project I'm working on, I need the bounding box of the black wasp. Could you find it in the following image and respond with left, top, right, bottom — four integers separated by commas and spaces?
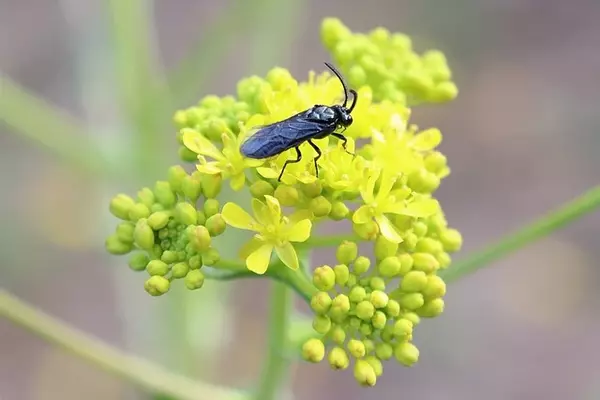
240, 62, 357, 181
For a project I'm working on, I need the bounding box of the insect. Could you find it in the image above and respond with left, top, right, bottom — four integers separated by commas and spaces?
240, 62, 357, 181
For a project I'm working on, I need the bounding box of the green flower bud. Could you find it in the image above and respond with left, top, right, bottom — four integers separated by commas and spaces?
147, 211, 170, 230
205, 214, 226, 236
417, 298, 445, 317
168, 165, 188, 193
336, 241, 358, 264
412, 253, 440, 273
309, 196, 332, 218
333, 264, 350, 286
116, 222, 135, 244
423, 275, 446, 298
184, 269, 205, 290
329, 201, 350, 221
161, 250, 178, 264
402, 312, 421, 326
201, 173, 222, 199
150, 203, 165, 213
144, 276, 170, 296
202, 248, 220, 265
394, 342, 419, 366
375, 342, 393, 360
400, 293, 425, 310
393, 319, 413, 340
178, 146, 198, 162
356, 300, 375, 321
347, 339, 366, 358
407, 169, 440, 193
310, 291, 332, 314
371, 310, 387, 330
348, 64, 367, 87
348, 286, 367, 303
436, 251, 451, 269
352, 220, 379, 241
400, 231, 418, 251
302, 338, 325, 363
440, 228, 463, 252
412, 221, 428, 237
137, 188, 155, 208
401, 270, 428, 292
430, 81, 458, 102
105, 234, 133, 255
313, 265, 336, 291
354, 359, 377, 387
375, 236, 398, 260
365, 355, 383, 377
274, 185, 299, 207
134, 219, 155, 250
299, 181, 322, 198
189, 225, 211, 252
152, 244, 163, 260
330, 325, 346, 345
360, 322, 373, 336
380, 324, 395, 343
171, 262, 190, 279
328, 347, 350, 370
109, 194, 136, 220
128, 203, 151, 222
353, 256, 371, 275
330, 294, 351, 321
369, 277, 386, 291
128, 253, 150, 271
249, 180, 274, 198
196, 210, 207, 226
424, 151, 447, 173
416, 237, 443, 254
370, 290, 389, 309
398, 253, 414, 276
386, 299, 401, 317
312, 315, 332, 334
363, 339, 375, 354
188, 254, 202, 269
203, 199, 220, 218
175, 202, 197, 225
346, 274, 358, 287
181, 175, 202, 202
154, 181, 176, 208
147, 259, 170, 276
377, 256, 401, 278
348, 317, 361, 330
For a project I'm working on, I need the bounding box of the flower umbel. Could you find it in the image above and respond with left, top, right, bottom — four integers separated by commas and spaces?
105, 17, 463, 388
221, 196, 312, 274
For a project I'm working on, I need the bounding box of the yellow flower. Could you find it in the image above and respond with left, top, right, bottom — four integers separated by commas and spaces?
182, 127, 263, 191
221, 195, 312, 274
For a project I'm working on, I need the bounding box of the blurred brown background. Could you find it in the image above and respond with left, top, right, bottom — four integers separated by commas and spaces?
1, 0, 599, 399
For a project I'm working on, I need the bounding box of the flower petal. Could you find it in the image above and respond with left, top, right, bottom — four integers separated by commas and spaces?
182, 128, 223, 160
256, 167, 279, 179
411, 128, 442, 151
352, 205, 372, 224
221, 202, 256, 230
246, 243, 274, 274
251, 198, 271, 226
275, 242, 299, 270
401, 198, 440, 218
376, 169, 396, 200
289, 209, 314, 223
360, 168, 380, 204
264, 195, 281, 221
239, 236, 265, 259
197, 162, 223, 175
287, 219, 312, 242
375, 215, 403, 243
229, 173, 246, 191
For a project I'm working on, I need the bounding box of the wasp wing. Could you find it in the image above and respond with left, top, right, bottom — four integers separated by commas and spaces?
240, 112, 336, 159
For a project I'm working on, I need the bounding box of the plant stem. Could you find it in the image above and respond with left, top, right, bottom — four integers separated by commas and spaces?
0, 290, 245, 400
439, 185, 600, 283
252, 280, 293, 400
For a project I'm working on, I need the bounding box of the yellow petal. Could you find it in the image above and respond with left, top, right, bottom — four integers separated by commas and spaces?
229, 173, 246, 191
197, 162, 223, 175
376, 169, 396, 200
275, 242, 299, 270
411, 128, 442, 151
251, 198, 271, 226
257, 167, 279, 179
182, 128, 223, 160
352, 205, 372, 224
289, 209, 314, 223
402, 198, 440, 217
287, 219, 312, 242
360, 168, 380, 204
221, 202, 256, 230
239, 236, 265, 259
264, 195, 281, 221
375, 215, 403, 244
246, 243, 274, 274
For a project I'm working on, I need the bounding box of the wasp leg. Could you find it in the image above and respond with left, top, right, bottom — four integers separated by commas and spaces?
331, 133, 354, 156
307, 140, 323, 177
278, 146, 302, 181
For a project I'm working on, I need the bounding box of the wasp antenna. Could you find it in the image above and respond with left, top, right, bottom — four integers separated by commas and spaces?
347, 89, 358, 113
324, 62, 350, 108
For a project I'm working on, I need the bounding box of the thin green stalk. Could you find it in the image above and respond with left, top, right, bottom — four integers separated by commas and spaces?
0, 75, 117, 179
252, 279, 293, 400
439, 185, 600, 283
0, 290, 245, 400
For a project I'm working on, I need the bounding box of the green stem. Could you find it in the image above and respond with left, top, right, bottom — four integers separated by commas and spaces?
439, 185, 600, 283
253, 279, 293, 400
0, 290, 244, 400
301, 234, 361, 248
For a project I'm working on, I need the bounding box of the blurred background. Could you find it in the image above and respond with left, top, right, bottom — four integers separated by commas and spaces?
1, 0, 599, 399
